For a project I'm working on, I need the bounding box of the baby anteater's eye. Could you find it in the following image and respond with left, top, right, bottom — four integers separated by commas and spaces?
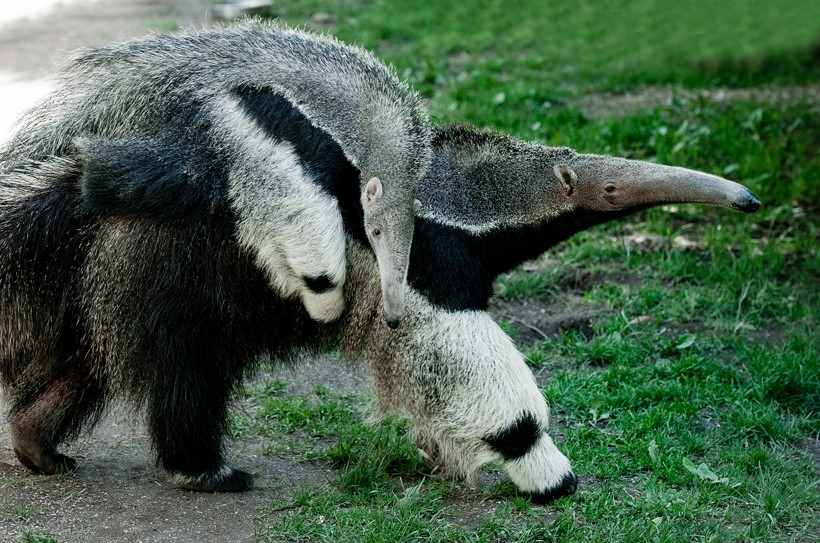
371, 228, 382, 238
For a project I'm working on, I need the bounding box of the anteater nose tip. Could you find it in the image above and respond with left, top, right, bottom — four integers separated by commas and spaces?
733, 190, 761, 213
386, 317, 401, 329
746, 195, 761, 213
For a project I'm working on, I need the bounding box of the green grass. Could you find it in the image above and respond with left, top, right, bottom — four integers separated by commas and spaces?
249, 1, 819, 541
19, 530, 59, 543
0, 500, 57, 543
269, 0, 819, 91
528, 326, 818, 542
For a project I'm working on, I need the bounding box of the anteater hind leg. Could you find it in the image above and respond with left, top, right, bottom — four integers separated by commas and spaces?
8, 358, 105, 475
148, 370, 252, 493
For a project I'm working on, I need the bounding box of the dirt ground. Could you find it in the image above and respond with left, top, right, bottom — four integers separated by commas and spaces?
0, 358, 374, 542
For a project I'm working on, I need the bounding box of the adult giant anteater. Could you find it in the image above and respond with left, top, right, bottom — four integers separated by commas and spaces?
1, 25, 759, 499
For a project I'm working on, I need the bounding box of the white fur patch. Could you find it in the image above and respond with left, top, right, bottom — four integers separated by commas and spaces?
301, 286, 345, 323
416, 205, 568, 235
214, 94, 347, 320
170, 463, 234, 488
415, 211, 505, 235
376, 287, 568, 483
504, 432, 573, 493
421, 309, 550, 429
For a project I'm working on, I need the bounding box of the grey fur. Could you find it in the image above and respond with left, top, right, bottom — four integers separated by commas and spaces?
0, 123, 759, 499
1, 21, 431, 325
0, 30, 760, 498
417, 128, 759, 235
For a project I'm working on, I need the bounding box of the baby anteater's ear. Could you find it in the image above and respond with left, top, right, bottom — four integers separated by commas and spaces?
553, 164, 578, 196
363, 176, 383, 207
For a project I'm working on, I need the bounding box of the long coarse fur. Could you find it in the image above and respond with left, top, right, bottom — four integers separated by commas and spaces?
0, 164, 339, 489
2, 26, 757, 498
2, 21, 431, 326
1, 118, 756, 498
0, 125, 581, 498
0, 22, 433, 491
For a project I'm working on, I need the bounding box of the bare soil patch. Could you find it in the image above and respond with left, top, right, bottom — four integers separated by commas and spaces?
0, 360, 365, 543
575, 84, 820, 119
490, 295, 603, 346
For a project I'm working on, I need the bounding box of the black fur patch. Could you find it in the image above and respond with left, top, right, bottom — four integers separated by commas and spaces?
407, 217, 495, 311
527, 472, 578, 504
78, 136, 228, 220
75, 89, 232, 222
407, 214, 596, 312
303, 274, 336, 294
233, 86, 366, 244
175, 468, 254, 493
406, 126, 639, 313
483, 413, 541, 461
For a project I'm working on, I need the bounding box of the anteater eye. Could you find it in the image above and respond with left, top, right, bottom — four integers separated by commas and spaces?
604, 184, 617, 194
372, 228, 382, 238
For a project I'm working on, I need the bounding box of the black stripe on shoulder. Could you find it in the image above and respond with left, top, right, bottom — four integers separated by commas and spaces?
483, 412, 541, 461
232, 85, 353, 194
407, 217, 495, 311
233, 85, 366, 244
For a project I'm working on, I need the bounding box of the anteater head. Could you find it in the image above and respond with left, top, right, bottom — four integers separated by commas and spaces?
361, 176, 421, 329
418, 127, 760, 262
554, 155, 761, 215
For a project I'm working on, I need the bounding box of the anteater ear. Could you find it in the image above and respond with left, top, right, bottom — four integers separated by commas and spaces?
553, 164, 577, 196
413, 199, 422, 213
363, 177, 383, 206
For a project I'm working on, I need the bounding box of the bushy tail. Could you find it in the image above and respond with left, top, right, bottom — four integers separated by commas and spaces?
0, 157, 90, 385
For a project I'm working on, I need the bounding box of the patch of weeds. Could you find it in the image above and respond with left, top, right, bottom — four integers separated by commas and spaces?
20, 530, 59, 543
3, 477, 23, 489
536, 322, 818, 541
228, 410, 255, 440
12, 505, 38, 523
496, 269, 562, 301
246, 378, 426, 478
327, 418, 427, 494
725, 400, 807, 444
257, 480, 457, 543
740, 333, 819, 412
247, 381, 362, 456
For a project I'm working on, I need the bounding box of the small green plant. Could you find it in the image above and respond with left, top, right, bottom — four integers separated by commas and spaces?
13, 505, 39, 524
20, 528, 59, 543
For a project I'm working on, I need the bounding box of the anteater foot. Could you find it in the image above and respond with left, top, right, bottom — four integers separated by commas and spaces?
10, 423, 77, 475
13, 447, 77, 475
526, 471, 578, 504
171, 466, 254, 492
